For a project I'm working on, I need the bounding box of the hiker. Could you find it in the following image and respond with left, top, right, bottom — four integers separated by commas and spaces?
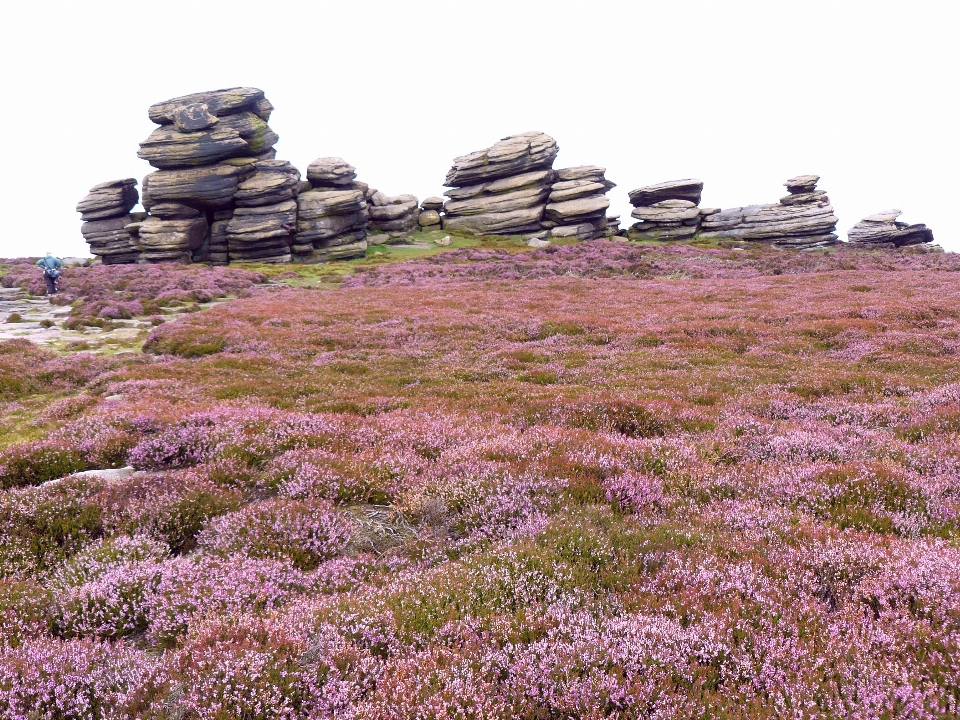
36, 252, 62, 295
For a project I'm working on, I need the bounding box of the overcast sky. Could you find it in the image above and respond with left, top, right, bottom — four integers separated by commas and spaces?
1, 0, 957, 258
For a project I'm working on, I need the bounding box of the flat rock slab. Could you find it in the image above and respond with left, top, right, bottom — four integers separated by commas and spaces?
445, 131, 558, 187
628, 179, 703, 207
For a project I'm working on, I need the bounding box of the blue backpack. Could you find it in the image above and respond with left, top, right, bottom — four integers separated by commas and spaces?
43, 264, 61, 279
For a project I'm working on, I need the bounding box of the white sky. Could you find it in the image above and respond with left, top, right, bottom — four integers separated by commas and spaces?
1, 0, 957, 257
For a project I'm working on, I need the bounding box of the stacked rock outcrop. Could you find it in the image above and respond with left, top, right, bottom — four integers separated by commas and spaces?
225, 160, 301, 263
76, 179, 143, 264
294, 158, 368, 261
627, 179, 709, 242
418, 197, 444, 233
135, 87, 284, 263
699, 175, 839, 249
847, 210, 935, 247
441, 132, 559, 235
367, 192, 419, 239
543, 166, 615, 240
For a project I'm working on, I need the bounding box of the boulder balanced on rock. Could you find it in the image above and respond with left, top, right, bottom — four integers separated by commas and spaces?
76, 179, 143, 264
627, 179, 709, 241
847, 210, 935, 247
544, 166, 615, 240
699, 175, 839, 249
442, 132, 559, 236
294, 158, 369, 262
418, 197, 444, 233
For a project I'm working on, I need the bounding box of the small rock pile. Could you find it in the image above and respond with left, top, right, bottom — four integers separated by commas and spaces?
76, 179, 143, 264
367, 192, 420, 240
543, 166, 615, 240
441, 131, 559, 236
294, 158, 369, 262
418, 197, 444, 233
627, 179, 709, 242
699, 175, 839, 249
847, 210, 935, 247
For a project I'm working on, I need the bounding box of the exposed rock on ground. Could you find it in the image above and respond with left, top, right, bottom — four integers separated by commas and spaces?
76, 180, 143, 264
368, 192, 420, 240
295, 158, 369, 262
227, 160, 302, 263
847, 210, 935, 247
544, 166, 615, 240
418, 197, 444, 233
441, 132, 558, 236
698, 175, 839, 249
627, 179, 707, 241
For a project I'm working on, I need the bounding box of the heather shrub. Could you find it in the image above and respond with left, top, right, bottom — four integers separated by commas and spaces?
603, 471, 665, 513
128, 418, 218, 469
198, 498, 352, 570
0, 441, 88, 489
0, 579, 52, 648
0, 636, 159, 719
0, 477, 104, 575
569, 398, 675, 438
146, 554, 311, 647
269, 448, 395, 504
99, 470, 242, 554
51, 536, 168, 640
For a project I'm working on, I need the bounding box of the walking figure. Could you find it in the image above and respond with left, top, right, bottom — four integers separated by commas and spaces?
36, 252, 62, 295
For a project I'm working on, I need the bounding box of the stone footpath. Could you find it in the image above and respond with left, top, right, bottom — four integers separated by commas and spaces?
0, 287, 194, 349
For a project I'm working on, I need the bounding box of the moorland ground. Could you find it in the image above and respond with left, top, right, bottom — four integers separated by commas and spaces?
1, 238, 959, 719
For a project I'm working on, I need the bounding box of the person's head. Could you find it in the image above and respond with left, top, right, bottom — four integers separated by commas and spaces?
45, 251, 52, 257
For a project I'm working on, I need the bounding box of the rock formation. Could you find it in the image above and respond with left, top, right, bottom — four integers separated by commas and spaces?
226, 160, 301, 263
698, 175, 839, 249
294, 158, 368, 262
847, 210, 935, 247
76, 179, 143, 264
627, 179, 709, 241
543, 166, 615, 240
367, 192, 420, 240
418, 197, 444, 233
135, 88, 287, 263
441, 132, 559, 236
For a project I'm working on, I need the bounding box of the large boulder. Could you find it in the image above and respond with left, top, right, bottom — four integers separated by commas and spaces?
225, 201, 297, 263
148, 87, 273, 125
234, 161, 301, 207
306, 158, 357, 187
847, 210, 935, 247
142, 160, 257, 210
76, 179, 139, 221
138, 215, 208, 263
444, 131, 559, 186
628, 179, 703, 207
138, 125, 249, 169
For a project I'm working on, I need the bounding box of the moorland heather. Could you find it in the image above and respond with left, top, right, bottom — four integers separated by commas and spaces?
1, 243, 960, 718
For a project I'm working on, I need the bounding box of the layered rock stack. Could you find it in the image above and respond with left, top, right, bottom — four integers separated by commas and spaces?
418, 197, 444, 233
294, 158, 368, 262
76, 179, 143, 264
226, 160, 301, 263
627, 179, 709, 242
699, 175, 839, 249
543, 166, 615, 240
135, 87, 284, 262
367, 192, 419, 240
847, 210, 935, 248
441, 132, 559, 236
